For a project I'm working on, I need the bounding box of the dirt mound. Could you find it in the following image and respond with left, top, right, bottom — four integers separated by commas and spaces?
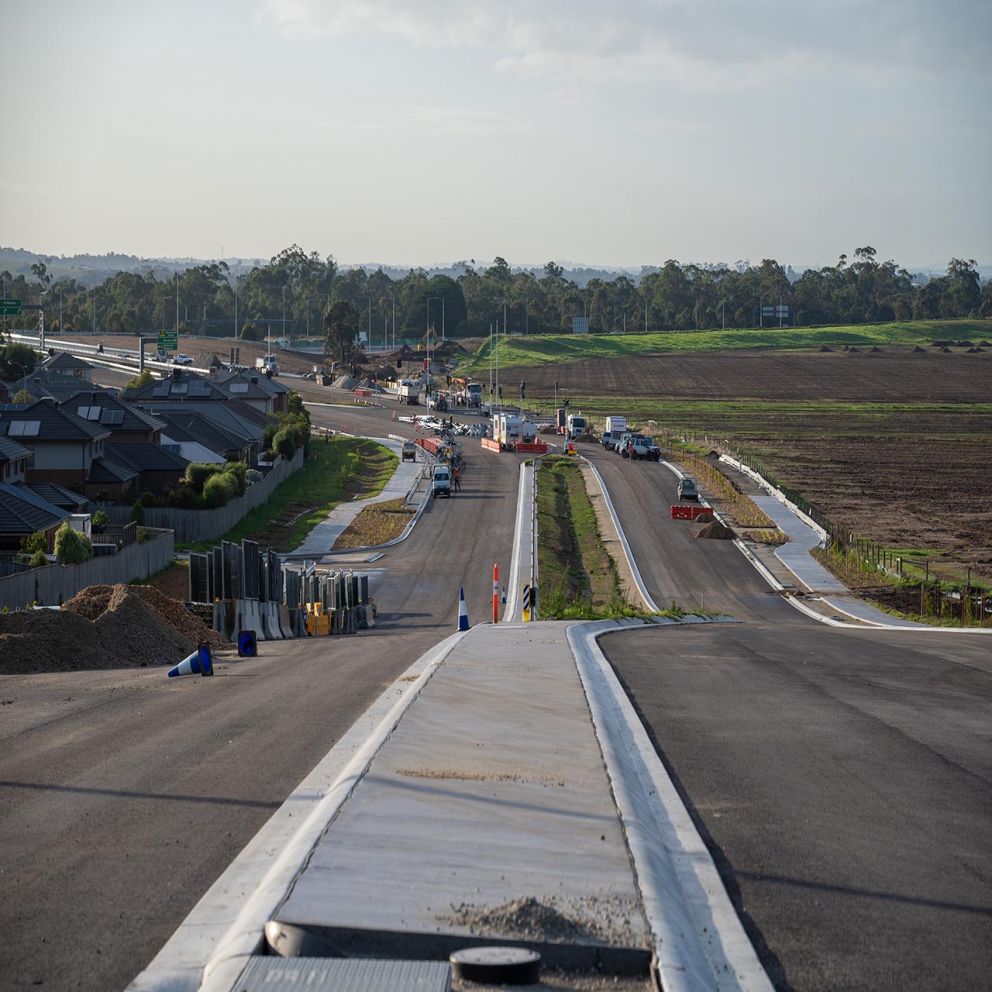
870, 346, 883, 352
694, 511, 715, 524
931, 340, 951, 347
847, 346, 861, 353
1, 584, 213, 674
332, 374, 358, 389
912, 345, 926, 352
818, 345, 833, 352
981, 340, 991, 347
956, 340, 975, 348
64, 583, 226, 648
941, 346, 952, 353
696, 519, 734, 539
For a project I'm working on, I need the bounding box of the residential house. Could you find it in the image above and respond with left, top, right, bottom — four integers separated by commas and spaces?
0, 399, 110, 492
11, 370, 114, 404
39, 351, 95, 380
0, 481, 70, 553
65, 391, 166, 443
209, 367, 290, 416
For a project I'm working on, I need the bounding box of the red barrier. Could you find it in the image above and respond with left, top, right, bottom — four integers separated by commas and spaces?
670, 504, 711, 520
514, 441, 548, 454
481, 438, 501, 452
417, 437, 444, 455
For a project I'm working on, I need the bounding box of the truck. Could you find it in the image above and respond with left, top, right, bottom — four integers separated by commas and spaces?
555, 408, 567, 433
394, 379, 421, 405
494, 413, 524, 448
604, 416, 627, 436
565, 413, 587, 440
255, 354, 279, 375
465, 383, 482, 407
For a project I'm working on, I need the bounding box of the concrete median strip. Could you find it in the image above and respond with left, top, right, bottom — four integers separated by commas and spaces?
569, 620, 775, 992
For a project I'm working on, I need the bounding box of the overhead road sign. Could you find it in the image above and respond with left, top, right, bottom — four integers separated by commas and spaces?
158, 329, 178, 350
0, 298, 22, 316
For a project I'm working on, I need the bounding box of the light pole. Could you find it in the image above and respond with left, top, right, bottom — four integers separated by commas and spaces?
175, 271, 179, 334
282, 286, 287, 344
386, 293, 396, 350
91, 288, 97, 336
305, 298, 311, 342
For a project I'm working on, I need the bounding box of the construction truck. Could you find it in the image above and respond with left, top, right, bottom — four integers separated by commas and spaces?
566, 413, 587, 440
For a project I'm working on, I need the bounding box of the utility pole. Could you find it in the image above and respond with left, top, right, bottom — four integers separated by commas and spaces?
175, 271, 179, 334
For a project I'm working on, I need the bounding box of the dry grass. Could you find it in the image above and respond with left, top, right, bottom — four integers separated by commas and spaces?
742, 528, 789, 546
673, 451, 777, 528
334, 497, 413, 549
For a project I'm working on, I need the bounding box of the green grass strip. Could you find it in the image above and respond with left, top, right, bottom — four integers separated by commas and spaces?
181, 437, 397, 553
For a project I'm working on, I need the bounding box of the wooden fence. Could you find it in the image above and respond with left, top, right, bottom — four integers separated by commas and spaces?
94, 449, 304, 543
0, 530, 174, 610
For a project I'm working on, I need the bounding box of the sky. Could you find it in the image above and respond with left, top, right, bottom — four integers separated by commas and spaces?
2, 0, 990, 270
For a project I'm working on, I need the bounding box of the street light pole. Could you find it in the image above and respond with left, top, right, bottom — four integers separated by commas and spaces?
175, 272, 179, 334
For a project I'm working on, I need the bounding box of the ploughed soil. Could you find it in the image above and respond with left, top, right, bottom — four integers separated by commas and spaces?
511, 346, 992, 581
517, 346, 992, 403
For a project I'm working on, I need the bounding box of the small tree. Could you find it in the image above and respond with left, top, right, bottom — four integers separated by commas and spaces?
273, 429, 296, 461
12, 389, 33, 403
126, 369, 153, 389
91, 510, 109, 534
203, 472, 237, 508
54, 522, 93, 564
20, 531, 47, 556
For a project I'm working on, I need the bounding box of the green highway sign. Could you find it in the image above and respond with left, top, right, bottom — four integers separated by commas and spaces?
0, 298, 22, 316
157, 329, 178, 350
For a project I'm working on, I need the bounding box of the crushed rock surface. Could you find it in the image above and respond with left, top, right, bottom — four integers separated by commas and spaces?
443, 896, 643, 949
0, 584, 225, 674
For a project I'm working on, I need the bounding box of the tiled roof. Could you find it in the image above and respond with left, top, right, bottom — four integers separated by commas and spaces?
103, 441, 188, 473
0, 482, 70, 534
0, 435, 32, 463
157, 411, 250, 458
10, 371, 106, 402
64, 391, 166, 433
213, 370, 290, 397
138, 400, 265, 440
25, 482, 89, 511
0, 399, 111, 442
42, 352, 94, 372
87, 458, 138, 484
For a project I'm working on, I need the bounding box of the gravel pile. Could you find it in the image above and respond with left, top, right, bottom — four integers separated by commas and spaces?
0, 584, 219, 674
332, 374, 358, 389
444, 896, 641, 948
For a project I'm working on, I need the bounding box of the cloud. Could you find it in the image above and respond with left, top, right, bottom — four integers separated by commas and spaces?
265, 0, 992, 87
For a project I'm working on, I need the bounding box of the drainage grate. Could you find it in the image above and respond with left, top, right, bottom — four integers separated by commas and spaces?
235, 956, 451, 992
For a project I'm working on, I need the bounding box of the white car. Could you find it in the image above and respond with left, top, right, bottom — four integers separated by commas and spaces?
172, 354, 193, 366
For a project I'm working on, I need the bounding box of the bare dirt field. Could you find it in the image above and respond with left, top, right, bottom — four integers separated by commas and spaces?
517, 346, 992, 403
509, 347, 992, 582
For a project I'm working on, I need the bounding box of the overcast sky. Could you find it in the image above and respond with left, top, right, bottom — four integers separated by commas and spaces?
2, 0, 990, 269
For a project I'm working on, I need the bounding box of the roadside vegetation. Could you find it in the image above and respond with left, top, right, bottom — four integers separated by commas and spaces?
334, 497, 414, 549
536, 457, 655, 620
181, 437, 397, 553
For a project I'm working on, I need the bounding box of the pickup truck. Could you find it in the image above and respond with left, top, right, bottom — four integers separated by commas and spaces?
622, 434, 661, 461
678, 477, 699, 500
171, 353, 193, 366
601, 431, 615, 450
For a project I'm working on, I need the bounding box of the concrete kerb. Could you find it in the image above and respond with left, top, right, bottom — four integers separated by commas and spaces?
126, 629, 471, 992
580, 456, 660, 613
503, 462, 532, 622
568, 620, 775, 992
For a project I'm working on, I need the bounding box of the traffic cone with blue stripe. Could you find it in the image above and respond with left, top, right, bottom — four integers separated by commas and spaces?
457, 587, 470, 631
168, 642, 214, 678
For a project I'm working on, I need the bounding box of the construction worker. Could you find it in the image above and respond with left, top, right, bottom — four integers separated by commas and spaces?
452, 464, 462, 492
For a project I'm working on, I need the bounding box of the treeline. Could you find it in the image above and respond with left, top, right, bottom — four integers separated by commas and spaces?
3, 245, 989, 342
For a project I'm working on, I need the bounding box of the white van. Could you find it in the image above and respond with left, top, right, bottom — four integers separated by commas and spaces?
432, 464, 452, 498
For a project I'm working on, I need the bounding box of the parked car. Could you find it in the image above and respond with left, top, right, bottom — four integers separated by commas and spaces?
677, 477, 699, 501
172, 353, 193, 366
615, 432, 633, 455
628, 435, 661, 461
601, 431, 614, 450
401, 441, 417, 462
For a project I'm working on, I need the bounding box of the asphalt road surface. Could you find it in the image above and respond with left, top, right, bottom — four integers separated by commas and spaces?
0, 403, 520, 992
588, 441, 992, 990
